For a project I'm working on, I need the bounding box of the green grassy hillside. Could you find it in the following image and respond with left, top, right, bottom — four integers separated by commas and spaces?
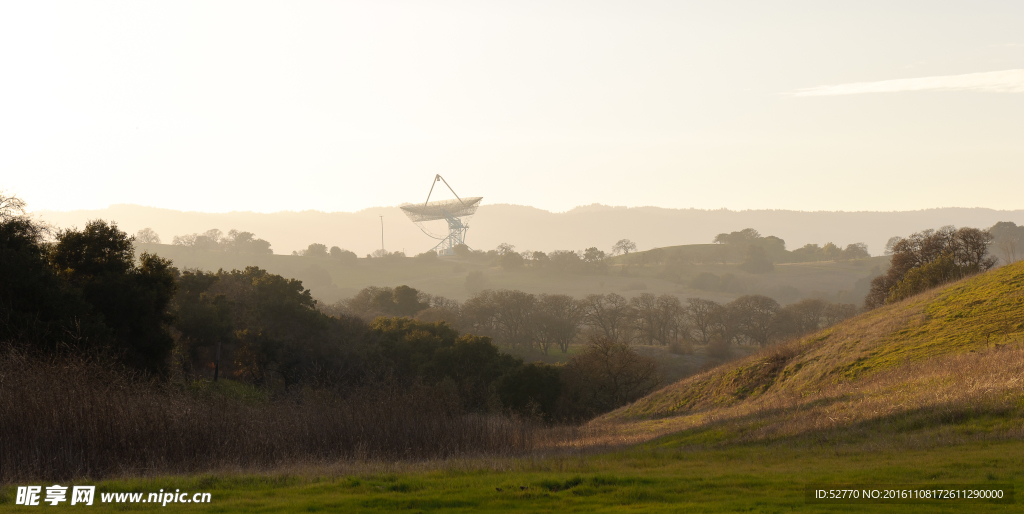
598, 260, 1024, 449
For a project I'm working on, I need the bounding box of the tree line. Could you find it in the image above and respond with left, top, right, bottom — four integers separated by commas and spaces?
337, 286, 859, 355
168, 228, 274, 254
866, 225, 997, 309
0, 195, 657, 421
160, 227, 363, 261
473, 229, 873, 281
150, 226, 877, 282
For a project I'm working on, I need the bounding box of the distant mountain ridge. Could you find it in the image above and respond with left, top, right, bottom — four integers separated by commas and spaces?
32, 203, 1024, 257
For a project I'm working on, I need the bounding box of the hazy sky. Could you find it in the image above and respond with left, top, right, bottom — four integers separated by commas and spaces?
3, 1, 1023, 214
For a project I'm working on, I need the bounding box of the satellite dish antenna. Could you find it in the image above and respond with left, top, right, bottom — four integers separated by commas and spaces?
401, 175, 482, 256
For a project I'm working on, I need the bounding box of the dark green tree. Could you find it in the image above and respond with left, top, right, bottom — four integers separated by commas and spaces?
0, 201, 102, 352
172, 270, 233, 380
495, 363, 561, 418
50, 220, 178, 374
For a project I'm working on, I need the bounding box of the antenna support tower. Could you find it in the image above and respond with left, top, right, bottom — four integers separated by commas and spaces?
400, 175, 482, 256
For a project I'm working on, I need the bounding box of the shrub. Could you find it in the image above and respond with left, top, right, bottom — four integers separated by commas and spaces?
557, 338, 659, 420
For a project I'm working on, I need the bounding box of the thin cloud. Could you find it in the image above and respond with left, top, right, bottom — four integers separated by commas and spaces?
793, 69, 1024, 96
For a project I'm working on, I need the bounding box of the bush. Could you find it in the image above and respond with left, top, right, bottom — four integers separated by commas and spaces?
885, 253, 957, 303
495, 362, 562, 419
557, 338, 659, 420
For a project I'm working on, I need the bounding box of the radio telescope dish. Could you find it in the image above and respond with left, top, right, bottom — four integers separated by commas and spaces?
401, 175, 482, 256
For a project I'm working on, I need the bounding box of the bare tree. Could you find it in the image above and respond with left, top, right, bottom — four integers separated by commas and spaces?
627, 293, 685, 346
630, 293, 659, 345
686, 298, 719, 344
709, 303, 741, 347
582, 293, 635, 343
653, 294, 686, 346
732, 295, 783, 347
533, 294, 585, 354
489, 289, 536, 349
0, 191, 48, 241
0, 191, 28, 222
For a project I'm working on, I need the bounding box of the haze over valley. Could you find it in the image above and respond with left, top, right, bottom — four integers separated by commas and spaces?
34, 203, 1024, 258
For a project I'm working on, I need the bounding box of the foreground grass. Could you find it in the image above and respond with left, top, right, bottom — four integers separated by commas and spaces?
3, 437, 1022, 512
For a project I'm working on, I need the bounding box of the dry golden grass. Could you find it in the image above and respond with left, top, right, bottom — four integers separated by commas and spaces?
0, 350, 593, 484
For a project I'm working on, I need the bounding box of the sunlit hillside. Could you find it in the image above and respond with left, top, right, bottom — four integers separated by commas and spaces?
595, 260, 1024, 450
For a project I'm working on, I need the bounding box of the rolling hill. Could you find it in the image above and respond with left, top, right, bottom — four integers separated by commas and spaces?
133, 242, 886, 305
596, 260, 1024, 451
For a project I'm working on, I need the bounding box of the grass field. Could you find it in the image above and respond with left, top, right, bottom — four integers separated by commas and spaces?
3, 437, 1021, 512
